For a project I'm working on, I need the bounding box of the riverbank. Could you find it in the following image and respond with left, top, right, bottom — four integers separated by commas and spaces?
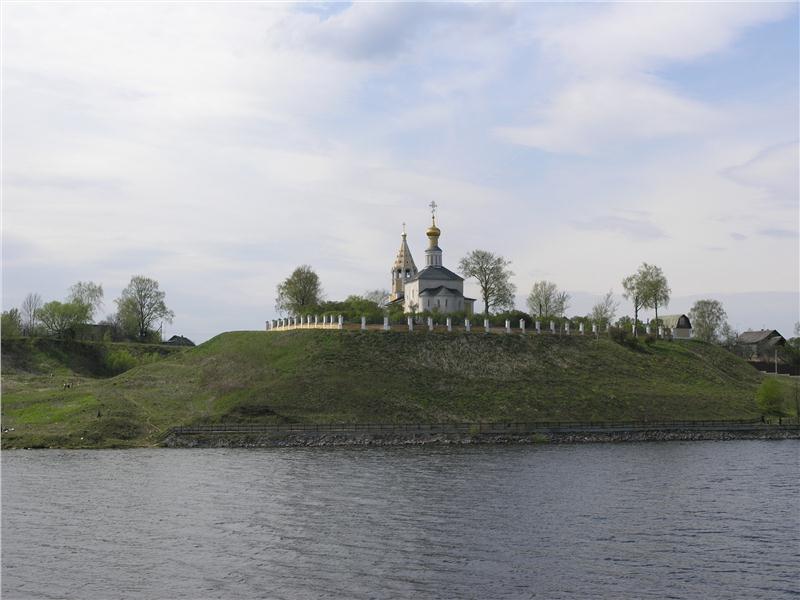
5, 331, 798, 449
162, 426, 800, 448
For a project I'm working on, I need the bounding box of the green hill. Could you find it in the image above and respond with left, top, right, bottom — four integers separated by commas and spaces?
0, 330, 786, 448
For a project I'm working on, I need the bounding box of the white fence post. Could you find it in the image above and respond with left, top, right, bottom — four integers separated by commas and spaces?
550, 321, 555, 334
338, 315, 343, 330
520, 319, 525, 334
536, 321, 541, 334
408, 316, 414, 332
361, 316, 366, 331
484, 319, 490, 333
465, 319, 471, 332
658, 326, 663, 338
646, 325, 651, 335
447, 317, 452, 332
565, 322, 570, 335
579, 323, 584, 335
427, 317, 433, 331
505, 319, 511, 334
384, 316, 390, 331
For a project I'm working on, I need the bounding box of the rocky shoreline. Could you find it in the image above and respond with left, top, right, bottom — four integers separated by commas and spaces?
162, 428, 800, 448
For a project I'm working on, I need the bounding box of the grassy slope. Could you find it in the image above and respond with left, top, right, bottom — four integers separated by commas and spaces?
1, 330, 789, 448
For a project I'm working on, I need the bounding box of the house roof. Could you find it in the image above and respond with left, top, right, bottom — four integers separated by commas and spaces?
660, 314, 691, 328
409, 265, 463, 282
737, 330, 785, 345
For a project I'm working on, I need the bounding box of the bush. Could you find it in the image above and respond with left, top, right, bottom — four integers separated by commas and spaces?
609, 327, 642, 351
756, 378, 785, 417
105, 349, 138, 374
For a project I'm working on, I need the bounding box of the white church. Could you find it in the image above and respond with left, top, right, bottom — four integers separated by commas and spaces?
386, 203, 476, 315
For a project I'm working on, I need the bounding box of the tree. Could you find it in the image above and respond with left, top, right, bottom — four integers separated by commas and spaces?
37, 301, 91, 338
275, 265, 323, 316
1, 309, 22, 338
638, 263, 670, 326
68, 281, 104, 322
527, 281, 570, 318
363, 289, 390, 309
458, 250, 515, 316
622, 269, 647, 337
756, 378, 785, 418
688, 299, 727, 343
591, 290, 619, 326
20, 292, 42, 336
116, 275, 174, 341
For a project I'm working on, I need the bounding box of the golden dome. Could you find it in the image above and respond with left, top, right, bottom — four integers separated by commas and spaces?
426, 217, 441, 238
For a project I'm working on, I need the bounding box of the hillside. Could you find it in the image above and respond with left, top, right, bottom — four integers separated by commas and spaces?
0, 330, 784, 448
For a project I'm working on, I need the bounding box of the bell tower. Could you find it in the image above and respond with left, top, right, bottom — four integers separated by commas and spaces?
390, 223, 417, 301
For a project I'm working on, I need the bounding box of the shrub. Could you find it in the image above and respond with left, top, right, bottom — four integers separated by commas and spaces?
756, 378, 785, 417
105, 349, 138, 374
609, 327, 641, 351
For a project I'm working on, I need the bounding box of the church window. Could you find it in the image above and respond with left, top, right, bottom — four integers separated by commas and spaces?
445, 299, 448, 307
436, 299, 440, 307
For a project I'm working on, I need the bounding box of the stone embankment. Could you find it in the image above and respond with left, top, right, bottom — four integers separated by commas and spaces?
162, 427, 799, 448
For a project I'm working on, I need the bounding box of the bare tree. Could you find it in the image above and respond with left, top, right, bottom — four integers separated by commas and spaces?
591, 290, 619, 326
458, 250, 515, 316
20, 292, 42, 336
527, 281, 570, 318
363, 289, 390, 309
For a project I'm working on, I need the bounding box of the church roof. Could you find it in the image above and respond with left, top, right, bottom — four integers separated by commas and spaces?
419, 285, 462, 296
409, 265, 463, 282
392, 232, 418, 273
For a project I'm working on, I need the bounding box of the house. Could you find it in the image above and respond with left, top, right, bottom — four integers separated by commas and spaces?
164, 335, 195, 347
735, 330, 785, 361
660, 314, 692, 339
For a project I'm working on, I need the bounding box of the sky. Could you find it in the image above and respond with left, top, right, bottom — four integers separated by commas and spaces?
2, 2, 799, 343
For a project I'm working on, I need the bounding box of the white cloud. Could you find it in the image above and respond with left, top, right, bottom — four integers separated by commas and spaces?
723, 142, 799, 207
496, 3, 792, 154
495, 77, 717, 154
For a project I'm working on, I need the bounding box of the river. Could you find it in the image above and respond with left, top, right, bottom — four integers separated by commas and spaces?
2, 441, 798, 599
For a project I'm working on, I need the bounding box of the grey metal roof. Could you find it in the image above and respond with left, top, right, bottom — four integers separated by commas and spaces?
737, 330, 784, 344
419, 285, 462, 296
409, 265, 463, 282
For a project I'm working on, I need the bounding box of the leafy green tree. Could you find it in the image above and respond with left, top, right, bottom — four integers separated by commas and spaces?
68, 281, 104, 322
276, 265, 323, 316
688, 299, 727, 343
20, 292, 42, 335
590, 290, 619, 326
527, 281, 570, 318
638, 263, 670, 325
1, 309, 23, 338
116, 275, 174, 341
458, 250, 515, 316
622, 268, 648, 336
37, 301, 91, 338
756, 378, 785, 418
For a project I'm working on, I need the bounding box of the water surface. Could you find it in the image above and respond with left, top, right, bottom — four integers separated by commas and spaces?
3, 441, 799, 599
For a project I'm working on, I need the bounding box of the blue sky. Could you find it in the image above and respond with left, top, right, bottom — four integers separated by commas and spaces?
3, 2, 798, 342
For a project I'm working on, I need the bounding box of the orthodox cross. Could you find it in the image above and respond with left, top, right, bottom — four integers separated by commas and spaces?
429, 200, 438, 219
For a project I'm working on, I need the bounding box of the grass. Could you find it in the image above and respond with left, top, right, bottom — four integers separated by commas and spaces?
1, 330, 778, 448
